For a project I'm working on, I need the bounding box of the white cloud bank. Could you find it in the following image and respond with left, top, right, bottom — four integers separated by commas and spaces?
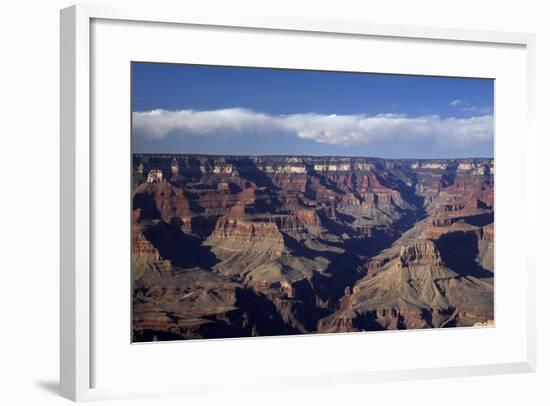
133, 108, 493, 146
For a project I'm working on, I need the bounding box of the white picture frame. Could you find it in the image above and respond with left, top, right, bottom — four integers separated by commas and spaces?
60, 3, 537, 402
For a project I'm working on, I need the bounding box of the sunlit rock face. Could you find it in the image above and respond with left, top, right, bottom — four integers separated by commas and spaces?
132, 154, 494, 341
146, 169, 163, 183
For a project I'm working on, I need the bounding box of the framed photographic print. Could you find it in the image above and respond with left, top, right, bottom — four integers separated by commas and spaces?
60, 4, 536, 402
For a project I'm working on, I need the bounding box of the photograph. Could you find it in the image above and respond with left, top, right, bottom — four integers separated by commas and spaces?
131, 62, 494, 342
1, 1, 544, 404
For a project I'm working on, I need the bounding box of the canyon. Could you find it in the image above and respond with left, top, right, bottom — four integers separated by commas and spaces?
132, 154, 494, 341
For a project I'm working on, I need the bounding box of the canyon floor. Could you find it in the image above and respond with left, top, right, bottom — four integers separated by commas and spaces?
132, 154, 494, 341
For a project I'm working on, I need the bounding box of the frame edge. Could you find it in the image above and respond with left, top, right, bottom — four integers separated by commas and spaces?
525, 33, 537, 373
60, 4, 91, 402
62, 3, 537, 400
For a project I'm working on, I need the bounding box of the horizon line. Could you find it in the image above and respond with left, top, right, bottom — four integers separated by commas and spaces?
132, 152, 494, 160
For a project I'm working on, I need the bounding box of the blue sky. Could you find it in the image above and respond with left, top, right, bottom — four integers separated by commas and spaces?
132, 62, 494, 158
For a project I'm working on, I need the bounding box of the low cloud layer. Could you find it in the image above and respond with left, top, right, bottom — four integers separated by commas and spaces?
133, 108, 493, 147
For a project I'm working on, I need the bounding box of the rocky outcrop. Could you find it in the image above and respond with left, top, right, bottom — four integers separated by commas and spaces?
131, 209, 173, 280
146, 169, 163, 183
398, 240, 443, 267
134, 180, 191, 224
320, 237, 493, 332
132, 223, 160, 261
483, 223, 494, 242
206, 217, 285, 257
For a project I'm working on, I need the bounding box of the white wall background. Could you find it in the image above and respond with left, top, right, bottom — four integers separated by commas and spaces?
0, 0, 547, 404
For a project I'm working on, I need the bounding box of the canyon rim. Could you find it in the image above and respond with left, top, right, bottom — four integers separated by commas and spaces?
131, 63, 494, 342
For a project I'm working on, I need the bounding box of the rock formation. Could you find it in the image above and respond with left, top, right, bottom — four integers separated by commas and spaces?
132, 154, 494, 341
